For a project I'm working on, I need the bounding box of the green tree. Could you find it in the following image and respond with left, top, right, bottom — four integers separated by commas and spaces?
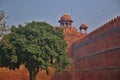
0, 10, 10, 39
0, 22, 69, 80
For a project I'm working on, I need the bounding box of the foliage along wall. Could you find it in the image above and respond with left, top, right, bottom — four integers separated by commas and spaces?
0, 16, 120, 80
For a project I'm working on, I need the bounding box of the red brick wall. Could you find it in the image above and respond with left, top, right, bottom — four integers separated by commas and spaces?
0, 16, 120, 80
70, 16, 120, 80
0, 67, 29, 80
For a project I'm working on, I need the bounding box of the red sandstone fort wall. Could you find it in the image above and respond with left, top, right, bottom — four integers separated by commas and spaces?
70, 16, 120, 80
0, 16, 120, 80
0, 66, 29, 80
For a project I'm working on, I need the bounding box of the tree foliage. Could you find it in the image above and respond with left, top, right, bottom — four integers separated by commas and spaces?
0, 21, 69, 80
0, 10, 10, 39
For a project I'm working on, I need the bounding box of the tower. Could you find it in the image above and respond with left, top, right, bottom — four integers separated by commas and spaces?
79, 23, 88, 33
58, 13, 73, 27
58, 14, 87, 50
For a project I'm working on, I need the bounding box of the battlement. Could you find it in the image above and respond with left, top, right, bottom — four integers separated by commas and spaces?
70, 16, 120, 80
63, 27, 76, 35
75, 16, 120, 44
0, 15, 120, 80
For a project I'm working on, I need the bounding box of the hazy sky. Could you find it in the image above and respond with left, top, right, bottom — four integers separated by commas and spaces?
0, 0, 120, 32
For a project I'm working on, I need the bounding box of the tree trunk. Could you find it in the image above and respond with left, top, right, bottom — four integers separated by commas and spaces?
29, 70, 36, 80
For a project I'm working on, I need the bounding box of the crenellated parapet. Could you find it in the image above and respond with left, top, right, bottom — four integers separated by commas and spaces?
74, 16, 120, 45
70, 16, 120, 80
0, 14, 120, 80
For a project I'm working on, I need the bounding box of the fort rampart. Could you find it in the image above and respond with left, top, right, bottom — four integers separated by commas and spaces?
0, 16, 120, 80
70, 16, 120, 80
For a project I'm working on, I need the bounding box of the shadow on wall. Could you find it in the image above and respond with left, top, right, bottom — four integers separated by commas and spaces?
117, 72, 120, 80
51, 70, 73, 80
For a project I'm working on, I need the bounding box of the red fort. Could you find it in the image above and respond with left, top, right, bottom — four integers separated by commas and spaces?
0, 14, 120, 80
